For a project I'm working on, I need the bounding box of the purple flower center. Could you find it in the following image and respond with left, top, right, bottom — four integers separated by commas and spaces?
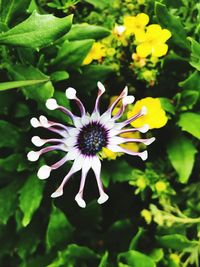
77, 122, 108, 156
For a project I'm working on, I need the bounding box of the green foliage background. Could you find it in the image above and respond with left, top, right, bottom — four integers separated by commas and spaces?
0, 0, 200, 266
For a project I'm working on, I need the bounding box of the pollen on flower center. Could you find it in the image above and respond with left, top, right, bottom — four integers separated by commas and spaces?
77, 122, 108, 156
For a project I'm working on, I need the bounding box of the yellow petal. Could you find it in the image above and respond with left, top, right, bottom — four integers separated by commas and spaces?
146, 24, 162, 39
136, 43, 152, 57
160, 29, 172, 42
136, 13, 149, 27
82, 54, 93, 65
135, 29, 146, 43
152, 43, 168, 57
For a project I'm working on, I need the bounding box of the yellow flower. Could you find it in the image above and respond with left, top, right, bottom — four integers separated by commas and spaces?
132, 52, 146, 67
101, 147, 118, 160
123, 13, 149, 36
127, 97, 168, 129
141, 209, 152, 224
83, 42, 106, 65
170, 254, 180, 265
112, 25, 128, 46
136, 177, 146, 190
155, 181, 167, 193
136, 24, 171, 57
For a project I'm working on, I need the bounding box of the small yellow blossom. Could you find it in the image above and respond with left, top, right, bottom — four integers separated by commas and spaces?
155, 181, 167, 193
136, 24, 171, 57
123, 13, 149, 36
112, 25, 128, 46
127, 97, 168, 129
170, 254, 180, 265
83, 42, 106, 65
132, 52, 146, 67
141, 209, 152, 224
136, 177, 146, 190
101, 147, 118, 160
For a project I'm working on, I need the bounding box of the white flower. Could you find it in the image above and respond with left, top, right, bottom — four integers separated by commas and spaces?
28, 82, 155, 208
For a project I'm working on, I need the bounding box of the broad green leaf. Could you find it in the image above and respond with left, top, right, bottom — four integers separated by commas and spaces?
179, 71, 200, 92
156, 234, 198, 252
0, 79, 48, 91
17, 222, 40, 259
98, 251, 108, 267
50, 71, 69, 82
66, 24, 110, 41
178, 112, 200, 139
70, 65, 114, 92
155, 2, 190, 50
52, 39, 94, 69
167, 133, 197, 183
159, 97, 175, 115
46, 205, 74, 250
0, 120, 21, 148
118, 250, 156, 267
19, 175, 44, 227
67, 244, 97, 260
0, 0, 31, 26
10, 65, 54, 102
0, 153, 26, 172
0, 11, 73, 49
0, 181, 20, 224
189, 38, 200, 70
149, 249, 164, 263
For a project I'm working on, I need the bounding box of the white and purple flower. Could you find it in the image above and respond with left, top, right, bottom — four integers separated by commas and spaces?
27, 82, 155, 208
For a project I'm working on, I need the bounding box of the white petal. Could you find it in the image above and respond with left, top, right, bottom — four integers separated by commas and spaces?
66, 148, 80, 161
75, 194, 86, 208
68, 128, 79, 137
100, 112, 111, 124
81, 115, 90, 125
71, 154, 85, 173
109, 136, 123, 145
122, 95, 135, 105
37, 165, 51, 179
143, 137, 156, 145
30, 117, 40, 128
141, 106, 147, 115
97, 81, 106, 93
66, 87, 76, 99
91, 111, 100, 121
46, 98, 58, 110
73, 117, 82, 128
98, 192, 109, 204
27, 151, 40, 161
31, 136, 45, 147
139, 124, 149, 133
39, 115, 49, 128
140, 150, 148, 161
51, 187, 63, 198
65, 136, 77, 147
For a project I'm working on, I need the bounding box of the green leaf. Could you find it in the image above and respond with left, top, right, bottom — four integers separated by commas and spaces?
178, 112, 200, 139
156, 234, 198, 252
118, 250, 156, 267
83, 0, 112, 9
10, 65, 54, 102
98, 251, 108, 267
0, 11, 73, 49
179, 90, 199, 110
46, 205, 74, 250
66, 24, 110, 41
70, 65, 114, 92
0, 181, 20, 224
129, 228, 145, 250
179, 71, 200, 92
149, 249, 164, 263
0, 79, 49, 91
155, 2, 190, 50
188, 37, 200, 70
0, 120, 21, 148
166, 133, 197, 183
50, 71, 69, 82
0, 153, 27, 172
52, 39, 94, 69
67, 244, 98, 260
159, 97, 175, 115
19, 175, 44, 227
0, 0, 31, 26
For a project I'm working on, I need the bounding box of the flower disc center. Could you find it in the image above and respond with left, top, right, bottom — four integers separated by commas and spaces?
77, 122, 108, 156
